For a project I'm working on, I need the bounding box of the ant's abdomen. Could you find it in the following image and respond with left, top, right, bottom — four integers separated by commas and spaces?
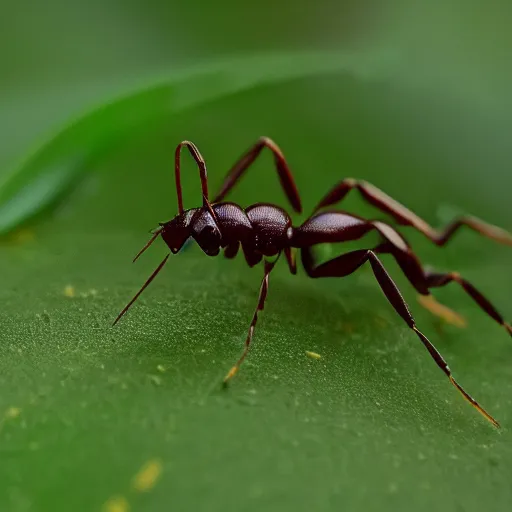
245, 203, 292, 255
292, 211, 371, 247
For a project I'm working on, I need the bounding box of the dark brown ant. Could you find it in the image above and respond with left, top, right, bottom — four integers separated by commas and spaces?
114, 137, 512, 428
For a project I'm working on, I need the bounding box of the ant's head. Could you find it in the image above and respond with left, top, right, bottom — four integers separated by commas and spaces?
159, 208, 196, 254
114, 205, 220, 327
134, 206, 221, 262
114, 140, 221, 326
161, 207, 221, 256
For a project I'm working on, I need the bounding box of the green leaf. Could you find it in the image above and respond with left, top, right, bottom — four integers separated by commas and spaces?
0, 49, 396, 236
1, 46, 512, 512
1, 225, 511, 512
0, 70, 512, 512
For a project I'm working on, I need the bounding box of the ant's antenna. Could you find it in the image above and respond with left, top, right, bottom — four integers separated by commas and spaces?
132, 228, 163, 262
113, 254, 170, 326
175, 141, 209, 214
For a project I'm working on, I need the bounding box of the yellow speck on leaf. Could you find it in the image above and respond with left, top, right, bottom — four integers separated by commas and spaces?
64, 285, 76, 298
5, 407, 21, 419
103, 495, 130, 512
132, 459, 163, 492
306, 351, 321, 360
156, 365, 166, 373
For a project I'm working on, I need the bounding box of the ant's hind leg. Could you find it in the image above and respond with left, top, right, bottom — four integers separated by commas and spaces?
284, 247, 297, 275
422, 271, 512, 337
371, 237, 512, 335
301, 246, 500, 427
314, 178, 512, 247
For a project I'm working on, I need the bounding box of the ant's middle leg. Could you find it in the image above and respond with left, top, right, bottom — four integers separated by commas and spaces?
223, 243, 239, 259
213, 137, 302, 213
223, 259, 277, 384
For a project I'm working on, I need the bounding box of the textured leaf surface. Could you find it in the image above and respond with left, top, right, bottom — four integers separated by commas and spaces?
1, 71, 512, 512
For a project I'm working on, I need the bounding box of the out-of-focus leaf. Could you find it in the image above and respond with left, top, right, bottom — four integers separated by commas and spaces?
0, 50, 395, 236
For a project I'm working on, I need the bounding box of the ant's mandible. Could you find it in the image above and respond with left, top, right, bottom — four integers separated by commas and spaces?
114, 137, 512, 428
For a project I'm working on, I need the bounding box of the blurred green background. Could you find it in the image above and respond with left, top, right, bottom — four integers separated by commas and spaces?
1, 1, 511, 511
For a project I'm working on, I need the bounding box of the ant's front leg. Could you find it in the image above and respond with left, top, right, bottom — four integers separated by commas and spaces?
223, 259, 277, 384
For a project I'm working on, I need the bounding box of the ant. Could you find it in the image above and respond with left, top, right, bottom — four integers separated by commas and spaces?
114, 137, 512, 428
